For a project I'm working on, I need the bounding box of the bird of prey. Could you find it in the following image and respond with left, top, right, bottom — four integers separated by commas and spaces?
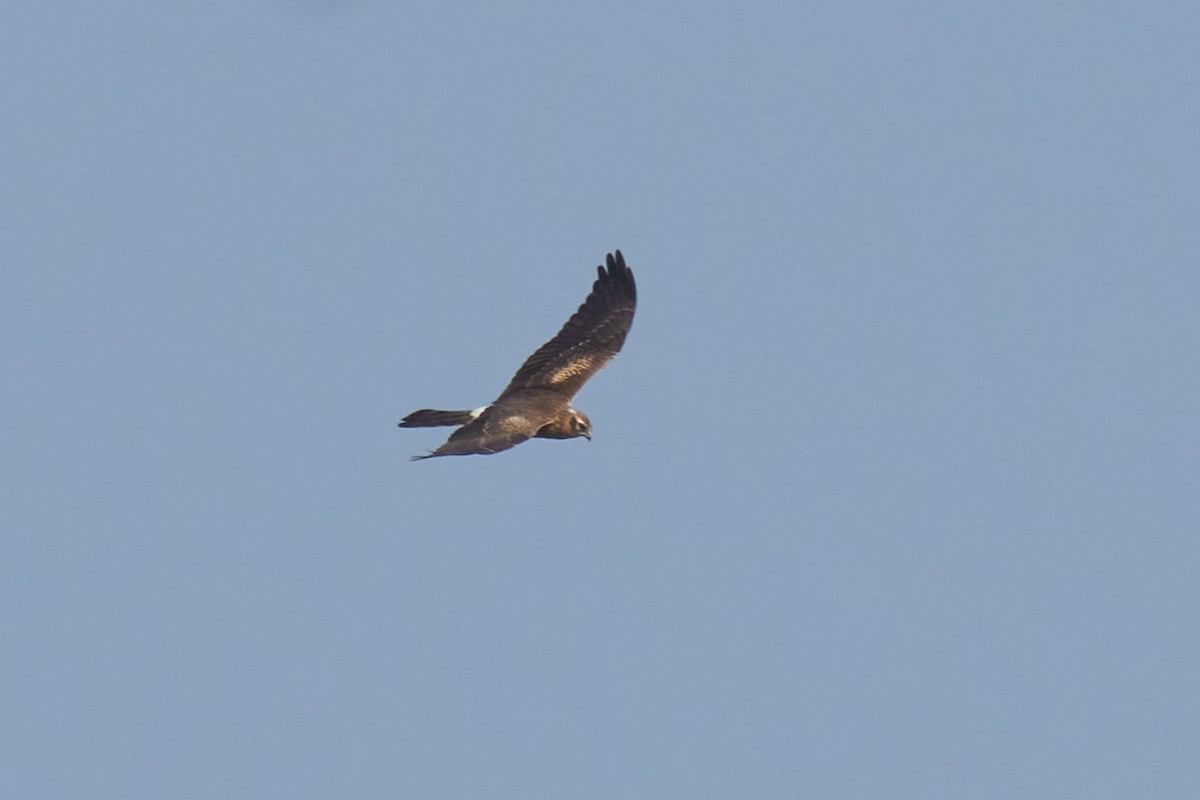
399, 250, 637, 460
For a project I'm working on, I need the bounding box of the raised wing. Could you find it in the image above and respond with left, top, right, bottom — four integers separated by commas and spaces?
499, 250, 636, 400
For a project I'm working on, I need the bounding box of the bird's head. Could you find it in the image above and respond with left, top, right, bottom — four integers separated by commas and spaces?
535, 408, 593, 441
568, 409, 592, 440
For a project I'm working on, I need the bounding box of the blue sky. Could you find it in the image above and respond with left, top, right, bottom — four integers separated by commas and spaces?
3, 2, 1198, 798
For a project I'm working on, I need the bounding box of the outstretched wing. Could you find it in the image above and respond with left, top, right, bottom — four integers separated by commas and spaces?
412, 423, 531, 459
411, 401, 549, 459
499, 250, 637, 400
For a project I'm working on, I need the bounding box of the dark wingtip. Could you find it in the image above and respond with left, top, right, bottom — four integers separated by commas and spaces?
602, 249, 632, 280
599, 249, 635, 305
604, 250, 625, 277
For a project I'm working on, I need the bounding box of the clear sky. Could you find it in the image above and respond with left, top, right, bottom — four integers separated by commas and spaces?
3, 2, 1198, 798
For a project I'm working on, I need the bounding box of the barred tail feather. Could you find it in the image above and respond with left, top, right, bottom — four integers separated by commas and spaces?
399, 408, 476, 428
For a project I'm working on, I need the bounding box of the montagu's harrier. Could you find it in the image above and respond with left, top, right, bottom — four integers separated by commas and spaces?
399, 250, 636, 460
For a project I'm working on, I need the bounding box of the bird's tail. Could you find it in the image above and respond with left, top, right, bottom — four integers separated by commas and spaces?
398, 408, 476, 428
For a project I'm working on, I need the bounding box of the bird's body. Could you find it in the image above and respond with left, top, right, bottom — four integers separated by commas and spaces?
399, 251, 636, 459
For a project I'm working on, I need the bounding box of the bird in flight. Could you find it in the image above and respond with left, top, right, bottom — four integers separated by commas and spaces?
399, 250, 637, 459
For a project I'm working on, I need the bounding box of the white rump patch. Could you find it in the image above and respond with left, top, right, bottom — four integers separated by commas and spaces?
469, 406, 487, 420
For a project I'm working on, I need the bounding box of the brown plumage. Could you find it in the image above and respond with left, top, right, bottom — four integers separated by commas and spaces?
399, 250, 637, 459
